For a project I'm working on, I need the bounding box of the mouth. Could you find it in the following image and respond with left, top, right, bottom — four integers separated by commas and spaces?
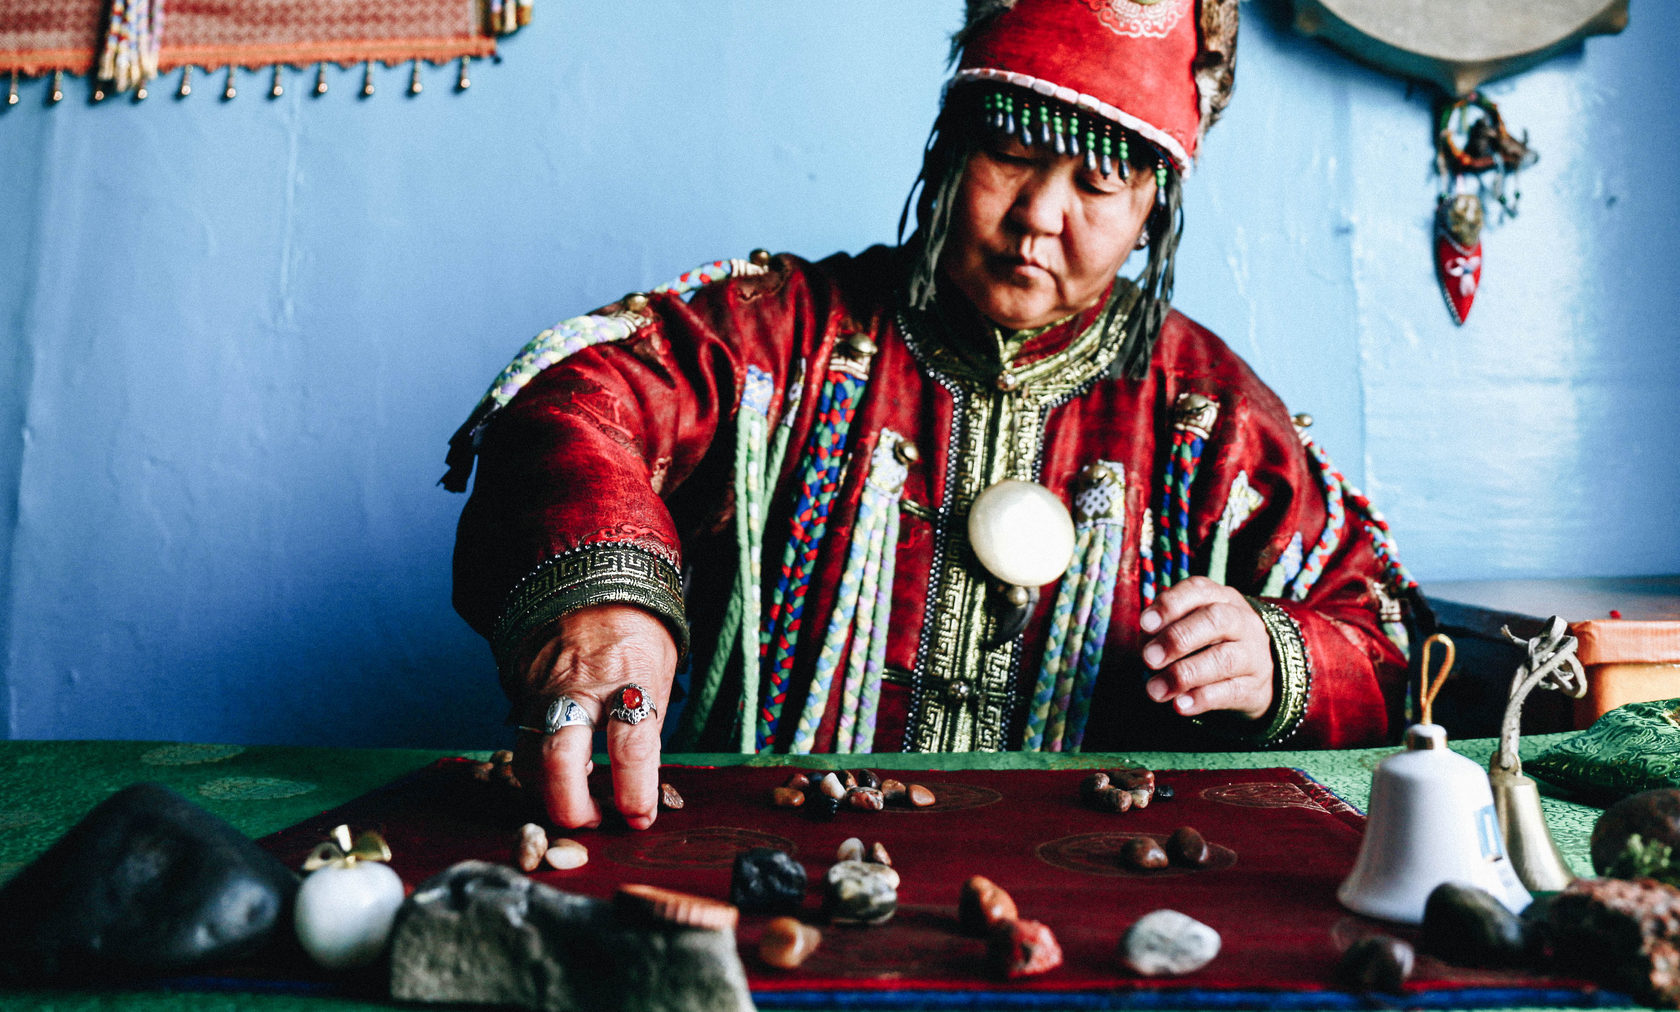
992, 253, 1053, 282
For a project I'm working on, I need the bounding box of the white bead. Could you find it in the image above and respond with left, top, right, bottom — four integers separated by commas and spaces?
545, 839, 589, 870
294, 861, 405, 969
967, 480, 1076, 587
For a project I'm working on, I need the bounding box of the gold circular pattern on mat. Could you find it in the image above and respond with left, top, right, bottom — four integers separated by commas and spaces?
604, 827, 795, 869
877, 782, 1002, 814
1035, 831, 1237, 877
197, 777, 318, 801
1199, 782, 1328, 813
0, 810, 42, 831
141, 744, 246, 766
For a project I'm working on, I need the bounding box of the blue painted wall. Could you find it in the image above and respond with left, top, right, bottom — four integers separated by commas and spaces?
0, 1, 1674, 747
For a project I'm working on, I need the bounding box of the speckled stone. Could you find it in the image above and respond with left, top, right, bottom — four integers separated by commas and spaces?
987, 918, 1062, 978
823, 860, 899, 925
1120, 909, 1221, 976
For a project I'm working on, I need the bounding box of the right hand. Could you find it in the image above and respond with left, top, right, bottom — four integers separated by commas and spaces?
508, 604, 678, 831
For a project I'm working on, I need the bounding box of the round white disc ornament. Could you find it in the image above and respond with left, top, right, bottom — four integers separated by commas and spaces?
966, 480, 1076, 587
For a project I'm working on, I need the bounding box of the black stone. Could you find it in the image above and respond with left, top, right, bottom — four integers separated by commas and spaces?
803, 793, 842, 821
1155, 784, 1175, 801
729, 848, 807, 914
1421, 882, 1527, 967
1336, 935, 1415, 992
390, 861, 753, 1012
0, 782, 299, 982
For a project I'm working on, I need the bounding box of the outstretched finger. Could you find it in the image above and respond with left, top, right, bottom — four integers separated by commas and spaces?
520, 723, 602, 830
605, 686, 663, 830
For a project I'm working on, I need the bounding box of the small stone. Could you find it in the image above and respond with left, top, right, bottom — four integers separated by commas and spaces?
470, 761, 493, 783
759, 917, 821, 969
1080, 771, 1111, 802
1155, 784, 1175, 801
804, 793, 842, 821
783, 771, 811, 791
544, 840, 588, 871
294, 857, 405, 970
1336, 935, 1415, 992
659, 783, 685, 810
851, 769, 881, 790
1121, 836, 1170, 871
730, 848, 807, 915
869, 842, 892, 866
771, 787, 806, 808
907, 784, 936, 808
987, 918, 1063, 978
1090, 786, 1132, 813
880, 779, 907, 804
515, 823, 548, 872
958, 875, 1018, 935
847, 787, 885, 812
1166, 827, 1210, 867
816, 772, 846, 800
836, 838, 865, 863
1120, 909, 1221, 976
493, 764, 522, 791
1421, 882, 1526, 967
837, 770, 858, 790
1128, 787, 1153, 809
1111, 767, 1155, 790
616, 883, 739, 932
490, 749, 514, 765
823, 860, 899, 925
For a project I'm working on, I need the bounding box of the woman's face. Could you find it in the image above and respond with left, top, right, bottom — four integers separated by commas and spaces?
941, 130, 1159, 331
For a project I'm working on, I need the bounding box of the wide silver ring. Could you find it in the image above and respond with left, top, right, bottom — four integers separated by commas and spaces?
608, 683, 657, 725
517, 695, 594, 735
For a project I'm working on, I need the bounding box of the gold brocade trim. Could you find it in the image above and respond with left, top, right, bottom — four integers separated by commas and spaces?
491, 544, 688, 672
1242, 596, 1313, 745
897, 283, 1139, 752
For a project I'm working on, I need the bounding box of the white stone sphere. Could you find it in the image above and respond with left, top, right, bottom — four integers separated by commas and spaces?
293, 860, 406, 970
966, 480, 1076, 587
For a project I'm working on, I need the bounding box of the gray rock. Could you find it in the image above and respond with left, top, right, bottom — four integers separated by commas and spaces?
388, 861, 754, 1012
822, 860, 898, 925
730, 848, 806, 915
1421, 882, 1526, 967
0, 782, 299, 981
1120, 909, 1221, 976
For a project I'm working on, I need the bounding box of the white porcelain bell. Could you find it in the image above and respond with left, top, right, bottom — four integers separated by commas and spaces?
966, 479, 1075, 587
1338, 636, 1531, 924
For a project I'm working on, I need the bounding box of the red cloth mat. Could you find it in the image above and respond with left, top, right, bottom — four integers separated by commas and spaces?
260, 762, 1622, 1007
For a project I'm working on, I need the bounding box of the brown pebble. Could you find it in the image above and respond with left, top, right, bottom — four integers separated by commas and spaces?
515, 823, 548, 872
1079, 771, 1111, 801
493, 763, 522, 791
784, 771, 811, 791
491, 749, 514, 765
847, 787, 885, 811
759, 916, 822, 969
959, 875, 1019, 935
1167, 826, 1211, 867
907, 784, 936, 807
616, 884, 739, 932
880, 779, 907, 803
1090, 786, 1132, 813
869, 841, 892, 866
1128, 787, 1153, 809
987, 918, 1063, 978
1121, 835, 1170, 871
470, 761, 494, 783
1111, 767, 1155, 790
659, 782, 684, 810
851, 769, 882, 790
771, 787, 806, 808
837, 769, 858, 790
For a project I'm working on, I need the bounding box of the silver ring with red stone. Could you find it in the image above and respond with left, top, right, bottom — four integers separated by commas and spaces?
608, 683, 658, 725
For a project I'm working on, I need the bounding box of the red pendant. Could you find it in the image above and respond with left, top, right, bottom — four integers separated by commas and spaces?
1435, 193, 1484, 326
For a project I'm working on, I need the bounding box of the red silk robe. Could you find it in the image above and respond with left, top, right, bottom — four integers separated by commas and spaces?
452, 246, 1410, 753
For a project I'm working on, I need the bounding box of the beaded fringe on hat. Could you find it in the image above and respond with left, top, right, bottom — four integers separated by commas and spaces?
1023, 461, 1127, 753
440, 256, 770, 492
756, 344, 874, 751
787, 431, 909, 754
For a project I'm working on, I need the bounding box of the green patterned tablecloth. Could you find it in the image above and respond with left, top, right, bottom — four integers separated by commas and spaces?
0, 736, 1603, 1012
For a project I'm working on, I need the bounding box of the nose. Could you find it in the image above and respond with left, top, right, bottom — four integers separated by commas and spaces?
1007, 170, 1068, 239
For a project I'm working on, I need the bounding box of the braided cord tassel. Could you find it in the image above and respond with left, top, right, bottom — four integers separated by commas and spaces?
1169, 393, 1219, 584
1288, 438, 1348, 601
789, 494, 878, 754
1138, 508, 1158, 607
1023, 538, 1089, 751
1065, 521, 1124, 751
848, 502, 900, 752
827, 518, 887, 753
758, 347, 871, 750
1262, 533, 1304, 598
1207, 471, 1263, 586
1152, 440, 1178, 593
1043, 542, 1101, 751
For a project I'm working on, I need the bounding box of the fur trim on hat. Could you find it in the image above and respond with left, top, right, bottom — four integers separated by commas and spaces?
951, 0, 1020, 63
1194, 0, 1239, 142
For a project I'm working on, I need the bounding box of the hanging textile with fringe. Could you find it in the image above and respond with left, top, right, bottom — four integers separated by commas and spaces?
1, 0, 521, 94
787, 430, 910, 755
1023, 461, 1126, 753
756, 335, 876, 751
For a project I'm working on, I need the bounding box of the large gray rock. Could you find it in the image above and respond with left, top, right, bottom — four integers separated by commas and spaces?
389, 861, 755, 1012
0, 782, 299, 981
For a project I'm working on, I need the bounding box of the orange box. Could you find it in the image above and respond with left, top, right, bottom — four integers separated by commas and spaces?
1569, 619, 1680, 727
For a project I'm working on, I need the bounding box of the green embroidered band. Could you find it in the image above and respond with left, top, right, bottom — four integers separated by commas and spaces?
492, 543, 689, 673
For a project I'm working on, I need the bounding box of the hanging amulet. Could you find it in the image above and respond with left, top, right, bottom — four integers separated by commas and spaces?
1435, 192, 1484, 326
1172, 392, 1219, 439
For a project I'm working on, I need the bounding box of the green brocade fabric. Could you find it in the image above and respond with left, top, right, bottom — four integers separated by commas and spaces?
0, 736, 1599, 1012
1527, 698, 1680, 802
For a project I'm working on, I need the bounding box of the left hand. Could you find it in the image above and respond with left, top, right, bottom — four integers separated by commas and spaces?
1138, 576, 1275, 719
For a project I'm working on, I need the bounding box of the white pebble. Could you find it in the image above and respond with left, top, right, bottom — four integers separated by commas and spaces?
545, 839, 589, 870
1120, 909, 1221, 976
836, 837, 865, 862
515, 823, 548, 872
